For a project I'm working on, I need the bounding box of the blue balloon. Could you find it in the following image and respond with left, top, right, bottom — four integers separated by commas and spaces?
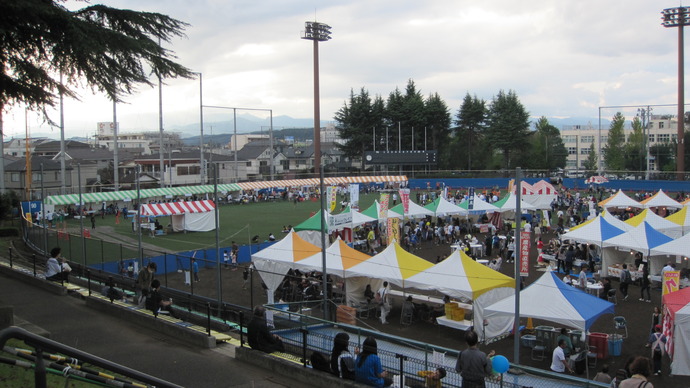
492, 355, 509, 374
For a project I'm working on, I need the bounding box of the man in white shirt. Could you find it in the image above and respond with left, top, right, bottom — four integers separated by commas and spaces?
377, 281, 390, 324
550, 339, 574, 373
662, 262, 674, 275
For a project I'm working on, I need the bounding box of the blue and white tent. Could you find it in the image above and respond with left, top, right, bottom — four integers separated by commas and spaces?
482, 271, 615, 331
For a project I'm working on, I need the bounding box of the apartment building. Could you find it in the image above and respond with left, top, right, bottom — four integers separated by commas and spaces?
560, 114, 683, 172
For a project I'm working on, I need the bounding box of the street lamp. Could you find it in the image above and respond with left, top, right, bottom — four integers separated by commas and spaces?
301, 21, 332, 175
661, 7, 690, 179
637, 106, 652, 179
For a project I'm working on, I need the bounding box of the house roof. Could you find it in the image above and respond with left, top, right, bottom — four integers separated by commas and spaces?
4, 156, 64, 172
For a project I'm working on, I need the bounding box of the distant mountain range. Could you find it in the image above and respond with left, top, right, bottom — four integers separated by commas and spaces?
53, 115, 609, 143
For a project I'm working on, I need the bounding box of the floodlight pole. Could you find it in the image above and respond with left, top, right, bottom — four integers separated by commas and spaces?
662, 6, 688, 180
302, 21, 332, 177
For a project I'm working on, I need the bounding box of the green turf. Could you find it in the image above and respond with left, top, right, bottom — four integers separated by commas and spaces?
57, 193, 382, 263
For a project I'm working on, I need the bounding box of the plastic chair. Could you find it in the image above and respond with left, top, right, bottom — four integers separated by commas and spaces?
587, 346, 597, 368
531, 339, 546, 361
400, 305, 415, 326
613, 316, 628, 339
607, 289, 617, 305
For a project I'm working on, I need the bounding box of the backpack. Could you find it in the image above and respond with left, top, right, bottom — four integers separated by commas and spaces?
622, 270, 632, 284
310, 351, 331, 373
338, 353, 356, 380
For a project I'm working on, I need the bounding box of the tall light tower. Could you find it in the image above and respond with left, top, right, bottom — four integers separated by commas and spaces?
301, 21, 331, 175
662, 7, 689, 180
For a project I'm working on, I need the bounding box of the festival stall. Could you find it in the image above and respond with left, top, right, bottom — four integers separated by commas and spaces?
423, 197, 468, 217
662, 287, 690, 376
293, 207, 376, 245
457, 195, 500, 215
524, 180, 558, 210
598, 190, 643, 210
405, 250, 515, 341
251, 231, 322, 304
561, 216, 628, 278
389, 201, 436, 219
625, 209, 682, 238
640, 189, 683, 211
139, 200, 216, 232
483, 271, 615, 332
602, 222, 674, 277
666, 206, 690, 235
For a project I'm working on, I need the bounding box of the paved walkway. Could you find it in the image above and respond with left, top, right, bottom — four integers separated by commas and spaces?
0, 272, 309, 388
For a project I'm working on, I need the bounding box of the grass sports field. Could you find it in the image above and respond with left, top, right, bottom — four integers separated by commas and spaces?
62, 192, 383, 256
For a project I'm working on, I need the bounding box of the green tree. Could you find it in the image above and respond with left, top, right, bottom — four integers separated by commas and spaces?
603, 112, 626, 171
454, 93, 487, 170
485, 90, 531, 169
624, 117, 645, 172
402, 79, 426, 150
334, 88, 385, 162
384, 87, 405, 152
531, 116, 567, 171
583, 140, 598, 175
1, 0, 193, 110
424, 92, 451, 166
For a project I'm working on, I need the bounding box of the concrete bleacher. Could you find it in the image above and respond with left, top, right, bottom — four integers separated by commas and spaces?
0, 259, 234, 349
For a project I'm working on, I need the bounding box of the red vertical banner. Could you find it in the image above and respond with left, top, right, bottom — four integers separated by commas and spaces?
519, 231, 531, 277
399, 188, 410, 215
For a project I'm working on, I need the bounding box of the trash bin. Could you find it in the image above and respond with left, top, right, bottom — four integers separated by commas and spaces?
608, 334, 623, 356
570, 351, 587, 375
588, 332, 609, 359
521, 334, 536, 348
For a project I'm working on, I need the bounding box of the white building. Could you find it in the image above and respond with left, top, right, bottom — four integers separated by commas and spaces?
560, 114, 683, 172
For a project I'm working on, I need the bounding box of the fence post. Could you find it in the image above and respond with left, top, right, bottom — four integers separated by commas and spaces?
163, 253, 168, 287
300, 328, 309, 367
395, 353, 408, 387
34, 346, 47, 388
239, 312, 245, 347
32, 254, 36, 277
87, 270, 92, 297
187, 294, 192, 313
100, 239, 104, 271
206, 303, 211, 336
8, 247, 12, 268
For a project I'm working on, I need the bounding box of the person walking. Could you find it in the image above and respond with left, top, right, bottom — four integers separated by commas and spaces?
639, 264, 651, 302
455, 329, 495, 388
619, 264, 632, 301
550, 339, 574, 374
648, 325, 666, 376
136, 262, 157, 307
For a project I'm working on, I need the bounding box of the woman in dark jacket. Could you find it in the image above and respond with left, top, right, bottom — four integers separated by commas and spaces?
330, 332, 355, 379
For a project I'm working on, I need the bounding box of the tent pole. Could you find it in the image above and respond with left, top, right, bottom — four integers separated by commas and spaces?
513, 167, 522, 365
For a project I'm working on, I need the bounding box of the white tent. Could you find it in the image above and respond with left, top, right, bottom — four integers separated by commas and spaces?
493, 192, 538, 213
405, 250, 515, 341
389, 201, 436, 219
625, 209, 683, 238
484, 271, 615, 331
458, 195, 500, 214
139, 200, 216, 232
651, 232, 690, 257
598, 190, 643, 210
641, 189, 683, 210
602, 222, 674, 277
423, 197, 468, 217
523, 180, 558, 210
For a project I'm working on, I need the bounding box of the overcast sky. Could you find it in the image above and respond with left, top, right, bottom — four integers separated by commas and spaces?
3, 0, 685, 139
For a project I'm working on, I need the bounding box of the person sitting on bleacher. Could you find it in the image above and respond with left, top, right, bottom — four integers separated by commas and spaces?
146, 279, 175, 317
247, 305, 285, 353
101, 277, 125, 301
45, 247, 71, 282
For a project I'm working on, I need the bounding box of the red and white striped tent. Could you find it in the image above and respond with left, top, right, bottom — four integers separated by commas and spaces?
662, 286, 690, 376
140, 200, 216, 232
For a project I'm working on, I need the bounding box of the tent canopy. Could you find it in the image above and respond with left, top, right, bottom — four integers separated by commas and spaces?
641, 189, 683, 209
561, 216, 627, 245
296, 238, 373, 275
389, 201, 435, 219
651, 231, 690, 257
493, 193, 537, 213
625, 209, 681, 237
139, 200, 215, 216
598, 190, 643, 209
603, 221, 674, 256
484, 271, 615, 331
458, 195, 499, 214
344, 242, 434, 287
666, 206, 690, 229
405, 250, 514, 301
423, 197, 468, 217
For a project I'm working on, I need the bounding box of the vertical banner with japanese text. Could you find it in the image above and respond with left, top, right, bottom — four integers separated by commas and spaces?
399, 188, 410, 215
379, 193, 390, 219
663, 271, 680, 296
349, 184, 360, 210
387, 217, 400, 245
468, 188, 475, 210
327, 186, 337, 212
519, 231, 531, 277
